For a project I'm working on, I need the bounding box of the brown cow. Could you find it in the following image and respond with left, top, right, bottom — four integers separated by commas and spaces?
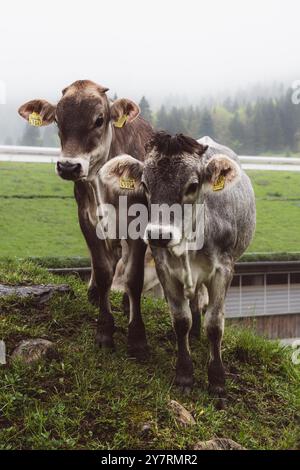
18, 80, 153, 358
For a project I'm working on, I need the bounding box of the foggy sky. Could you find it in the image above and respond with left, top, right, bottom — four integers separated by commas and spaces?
0, 0, 299, 105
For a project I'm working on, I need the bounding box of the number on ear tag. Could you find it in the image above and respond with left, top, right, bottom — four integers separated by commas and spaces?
29, 112, 43, 127
119, 177, 135, 190
213, 175, 225, 191
114, 114, 128, 128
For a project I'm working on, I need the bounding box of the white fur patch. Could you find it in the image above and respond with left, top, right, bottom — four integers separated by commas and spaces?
144, 224, 182, 247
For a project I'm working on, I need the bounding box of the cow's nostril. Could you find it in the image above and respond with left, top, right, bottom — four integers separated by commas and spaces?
57, 161, 81, 173
73, 163, 81, 172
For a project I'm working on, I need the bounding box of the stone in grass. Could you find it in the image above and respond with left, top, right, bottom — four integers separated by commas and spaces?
168, 400, 196, 426
193, 438, 246, 450
0, 283, 72, 305
11, 339, 58, 364
139, 422, 152, 437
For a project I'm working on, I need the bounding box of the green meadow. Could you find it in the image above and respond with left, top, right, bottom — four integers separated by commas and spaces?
0, 162, 300, 259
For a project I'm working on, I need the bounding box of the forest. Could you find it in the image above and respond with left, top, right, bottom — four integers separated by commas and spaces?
14, 86, 300, 156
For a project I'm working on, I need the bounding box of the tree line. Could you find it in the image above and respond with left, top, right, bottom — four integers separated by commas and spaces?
140, 89, 300, 155
18, 88, 300, 155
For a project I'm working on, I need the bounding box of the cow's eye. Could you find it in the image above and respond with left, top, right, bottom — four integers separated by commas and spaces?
185, 182, 198, 196
95, 117, 104, 128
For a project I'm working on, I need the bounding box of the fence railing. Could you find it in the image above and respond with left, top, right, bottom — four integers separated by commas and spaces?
1, 145, 300, 170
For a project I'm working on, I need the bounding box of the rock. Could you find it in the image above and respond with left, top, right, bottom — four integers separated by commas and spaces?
0, 340, 6, 365
169, 400, 196, 426
193, 438, 246, 450
11, 339, 58, 364
0, 283, 72, 304
140, 422, 152, 437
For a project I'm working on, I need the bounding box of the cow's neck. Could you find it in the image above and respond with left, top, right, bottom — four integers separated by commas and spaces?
88, 175, 102, 209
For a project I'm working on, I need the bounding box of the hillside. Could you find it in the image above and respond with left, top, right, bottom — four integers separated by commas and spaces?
0, 260, 299, 450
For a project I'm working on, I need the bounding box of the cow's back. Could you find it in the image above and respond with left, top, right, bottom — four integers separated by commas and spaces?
197, 136, 256, 261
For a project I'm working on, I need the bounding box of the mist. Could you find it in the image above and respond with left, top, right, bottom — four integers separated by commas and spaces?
0, 0, 299, 147
0, 0, 299, 104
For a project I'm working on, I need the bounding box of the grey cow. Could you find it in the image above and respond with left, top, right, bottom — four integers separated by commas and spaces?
103, 132, 256, 401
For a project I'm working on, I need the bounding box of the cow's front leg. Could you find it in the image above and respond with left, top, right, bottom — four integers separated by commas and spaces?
189, 293, 201, 339
124, 239, 148, 360
204, 265, 233, 405
173, 307, 194, 393
190, 284, 209, 339
87, 268, 100, 306
94, 251, 118, 350
169, 296, 194, 393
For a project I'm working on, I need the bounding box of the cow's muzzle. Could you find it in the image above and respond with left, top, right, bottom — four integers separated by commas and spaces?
56, 161, 82, 181
144, 224, 180, 248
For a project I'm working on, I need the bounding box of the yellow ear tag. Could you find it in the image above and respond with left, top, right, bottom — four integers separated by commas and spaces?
28, 112, 43, 127
213, 175, 225, 191
114, 114, 128, 128
119, 177, 135, 190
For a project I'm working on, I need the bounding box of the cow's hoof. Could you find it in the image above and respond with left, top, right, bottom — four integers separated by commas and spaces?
177, 385, 192, 395
175, 374, 193, 394
95, 333, 115, 350
208, 384, 227, 409
127, 342, 149, 362
88, 285, 100, 306
175, 358, 194, 393
215, 397, 227, 410
127, 322, 148, 361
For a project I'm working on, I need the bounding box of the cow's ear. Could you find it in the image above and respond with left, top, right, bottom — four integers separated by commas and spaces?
204, 154, 241, 192
99, 154, 145, 203
99, 155, 145, 202
18, 99, 56, 126
110, 99, 140, 127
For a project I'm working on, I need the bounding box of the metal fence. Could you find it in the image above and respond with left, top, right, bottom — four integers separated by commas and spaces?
1, 145, 300, 170
226, 262, 300, 339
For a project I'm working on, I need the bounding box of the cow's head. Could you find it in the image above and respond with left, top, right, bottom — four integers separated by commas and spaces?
142, 132, 241, 253
18, 80, 140, 181
102, 132, 241, 254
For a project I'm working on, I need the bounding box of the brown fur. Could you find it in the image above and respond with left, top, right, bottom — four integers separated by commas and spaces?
146, 131, 207, 159
18, 100, 56, 126
109, 116, 153, 162
62, 79, 109, 96
18, 81, 154, 357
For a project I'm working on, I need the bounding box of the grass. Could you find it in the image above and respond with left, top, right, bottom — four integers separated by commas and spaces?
248, 170, 300, 252
0, 259, 299, 450
0, 163, 300, 258
0, 163, 87, 258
